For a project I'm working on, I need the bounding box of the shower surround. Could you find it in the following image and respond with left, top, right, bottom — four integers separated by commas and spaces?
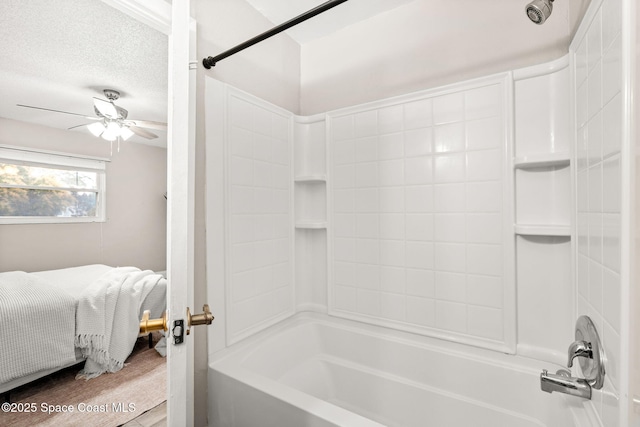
206, 71, 518, 354
326, 75, 514, 353
203, 0, 632, 425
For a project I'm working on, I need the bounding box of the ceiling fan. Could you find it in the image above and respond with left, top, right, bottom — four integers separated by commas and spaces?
17, 89, 167, 141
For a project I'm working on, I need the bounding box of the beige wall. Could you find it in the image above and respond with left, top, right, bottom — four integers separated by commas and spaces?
301, 0, 577, 115
0, 118, 167, 273
196, 0, 301, 114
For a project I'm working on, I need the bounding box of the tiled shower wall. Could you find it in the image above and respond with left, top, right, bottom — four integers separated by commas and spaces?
328, 76, 515, 352
226, 90, 294, 344
573, 0, 623, 424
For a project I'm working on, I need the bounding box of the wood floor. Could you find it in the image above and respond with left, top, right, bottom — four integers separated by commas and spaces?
4, 334, 166, 427
121, 401, 166, 427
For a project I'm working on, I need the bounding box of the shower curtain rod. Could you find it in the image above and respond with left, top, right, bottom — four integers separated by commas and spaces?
202, 0, 349, 69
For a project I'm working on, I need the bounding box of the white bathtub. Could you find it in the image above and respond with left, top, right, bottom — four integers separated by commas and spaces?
208, 312, 596, 427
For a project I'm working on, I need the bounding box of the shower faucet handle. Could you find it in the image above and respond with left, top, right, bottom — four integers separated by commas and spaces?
571, 316, 605, 389
567, 340, 593, 368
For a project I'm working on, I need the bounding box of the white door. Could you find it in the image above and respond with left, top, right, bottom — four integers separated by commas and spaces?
100, 1, 197, 424
166, 0, 197, 425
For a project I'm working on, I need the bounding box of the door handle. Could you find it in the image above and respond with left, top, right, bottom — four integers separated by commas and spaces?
139, 310, 168, 334
186, 304, 214, 335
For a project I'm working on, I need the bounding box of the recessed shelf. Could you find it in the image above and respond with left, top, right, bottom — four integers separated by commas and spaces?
294, 175, 327, 183
514, 152, 570, 169
295, 221, 328, 229
514, 224, 570, 237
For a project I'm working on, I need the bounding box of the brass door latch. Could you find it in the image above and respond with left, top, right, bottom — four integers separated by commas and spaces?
186, 304, 214, 335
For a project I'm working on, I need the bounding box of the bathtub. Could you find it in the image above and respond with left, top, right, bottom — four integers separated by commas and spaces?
208, 312, 596, 427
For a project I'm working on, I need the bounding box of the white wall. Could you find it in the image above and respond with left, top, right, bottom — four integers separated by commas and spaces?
300, 0, 575, 115
572, 0, 627, 424
0, 118, 167, 273
633, 0, 640, 421
193, 1, 301, 424
326, 76, 515, 353
222, 86, 294, 345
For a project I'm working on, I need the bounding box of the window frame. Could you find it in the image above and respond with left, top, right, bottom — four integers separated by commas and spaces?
0, 145, 108, 224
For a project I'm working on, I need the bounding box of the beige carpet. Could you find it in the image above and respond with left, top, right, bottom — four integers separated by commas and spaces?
2, 335, 166, 427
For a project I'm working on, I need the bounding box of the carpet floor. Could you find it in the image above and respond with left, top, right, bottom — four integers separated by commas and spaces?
2, 334, 166, 427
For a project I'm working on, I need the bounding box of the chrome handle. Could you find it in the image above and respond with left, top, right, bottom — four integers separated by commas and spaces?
573, 316, 605, 389
567, 340, 592, 368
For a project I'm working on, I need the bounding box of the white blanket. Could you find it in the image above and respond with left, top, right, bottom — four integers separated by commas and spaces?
0, 272, 77, 383
75, 267, 161, 379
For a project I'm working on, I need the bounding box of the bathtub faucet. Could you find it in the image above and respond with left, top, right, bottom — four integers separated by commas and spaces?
540, 369, 591, 399
539, 316, 606, 400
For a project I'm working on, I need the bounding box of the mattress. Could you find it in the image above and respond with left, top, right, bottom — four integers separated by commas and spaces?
32, 264, 167, 319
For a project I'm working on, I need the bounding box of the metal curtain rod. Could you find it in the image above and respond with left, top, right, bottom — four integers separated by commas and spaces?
202, 0, 349, 69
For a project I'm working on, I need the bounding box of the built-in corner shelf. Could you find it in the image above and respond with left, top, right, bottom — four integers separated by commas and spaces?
513, 152, 570, 169
514, 224, 571, 237
295, 221, 328, 230
294, 175, 327, 183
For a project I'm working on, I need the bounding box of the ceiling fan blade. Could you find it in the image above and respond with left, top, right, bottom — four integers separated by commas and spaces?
123, 119, 167, 131
17, 104, 99, 120
67, 123, 91, 130
93, 97, 119, 119
128, 125, 158, 139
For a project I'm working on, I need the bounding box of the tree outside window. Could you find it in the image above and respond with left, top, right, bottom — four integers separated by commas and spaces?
0, 148, 106, 224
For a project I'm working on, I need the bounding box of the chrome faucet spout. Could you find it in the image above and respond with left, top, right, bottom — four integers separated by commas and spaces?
567, 340, 592, 367
540, 369, 591, 399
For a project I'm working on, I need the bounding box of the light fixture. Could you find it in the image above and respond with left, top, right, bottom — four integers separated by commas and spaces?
87, 122, 106, 137
119, 126, 134, 141
101, 122, 121, 141
85, 120, 135, 154
86, 120, 134, 143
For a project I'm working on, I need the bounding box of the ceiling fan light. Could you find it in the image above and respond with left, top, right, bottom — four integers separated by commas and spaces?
87, 122, 105, 137
120, 127, 134, 141
106, 121, 120, 132
101, 122, 121, 141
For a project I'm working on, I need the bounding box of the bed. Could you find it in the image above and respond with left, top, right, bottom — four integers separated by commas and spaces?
0, 264, 166, 396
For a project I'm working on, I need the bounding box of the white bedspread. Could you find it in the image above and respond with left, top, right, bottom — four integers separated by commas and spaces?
0, 272, 77, 384
75, 267, 161, 379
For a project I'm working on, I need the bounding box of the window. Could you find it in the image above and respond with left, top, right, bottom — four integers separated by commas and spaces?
0, 146, 107, 224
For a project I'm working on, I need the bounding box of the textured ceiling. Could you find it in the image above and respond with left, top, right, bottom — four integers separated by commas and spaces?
0, 0, 168, 147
